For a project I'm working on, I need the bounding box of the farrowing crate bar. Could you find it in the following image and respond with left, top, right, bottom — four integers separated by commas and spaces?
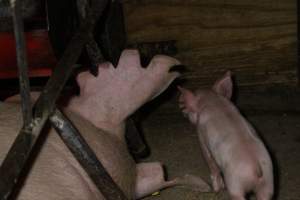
0, 0, 128, 199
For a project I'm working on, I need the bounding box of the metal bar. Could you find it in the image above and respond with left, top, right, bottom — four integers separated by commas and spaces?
86, 33, 104, 76
0, 1, 33, 199
0, 128, 34, 200
0, 0, 108, 199
125, 117, 149, 160
11, 0, 32, 128
99, 0, 127, 67
34, 0, 108, 118
50, 108, 128, 200
76, 0, 104, 76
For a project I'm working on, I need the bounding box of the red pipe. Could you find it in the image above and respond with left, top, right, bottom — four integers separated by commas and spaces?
0, 29, 56, 79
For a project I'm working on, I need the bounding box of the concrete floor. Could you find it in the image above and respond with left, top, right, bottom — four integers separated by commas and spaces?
138, 106, 300, 200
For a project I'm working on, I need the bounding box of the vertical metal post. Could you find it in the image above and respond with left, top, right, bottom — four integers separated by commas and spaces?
10, 0, 32, 127
0, 1, 108, 199
125, 117, 149, 159
0, 2, 33, 199
85, 32, 104, 76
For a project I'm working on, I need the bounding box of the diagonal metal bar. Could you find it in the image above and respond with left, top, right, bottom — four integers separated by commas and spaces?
0, 127, 34, 200
0, 0, 108, 199
50, 108, 128, 200
10, 0, 32, 128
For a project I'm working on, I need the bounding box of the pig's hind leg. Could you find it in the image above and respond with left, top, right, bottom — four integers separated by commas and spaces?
134, 162, 211, 199
255, 155, 274, 200
255, 179, 273, 200
199, 135, 224, 192
227, 176, 272, 200
226, 183, 246, 200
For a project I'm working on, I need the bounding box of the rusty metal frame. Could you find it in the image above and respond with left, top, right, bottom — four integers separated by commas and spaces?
0, 0, 128, 199
10, 0, 32, 129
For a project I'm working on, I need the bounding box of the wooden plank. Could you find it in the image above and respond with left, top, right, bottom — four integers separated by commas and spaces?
124, 0, 297, 88
139, 85, 300, 120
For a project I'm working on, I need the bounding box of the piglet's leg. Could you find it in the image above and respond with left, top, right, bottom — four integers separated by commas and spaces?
199, 135, 224, 192
134, 162, 211, 199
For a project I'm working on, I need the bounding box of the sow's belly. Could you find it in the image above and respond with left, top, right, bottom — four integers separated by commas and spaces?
0, 102, 136, 200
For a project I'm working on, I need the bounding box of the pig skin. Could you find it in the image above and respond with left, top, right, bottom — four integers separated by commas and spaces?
178, 71, 274, 200
0, 102, 135, 200
1, 50, 210, 200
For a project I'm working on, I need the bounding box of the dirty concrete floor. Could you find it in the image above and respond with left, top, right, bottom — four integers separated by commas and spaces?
139, 109, 300, 200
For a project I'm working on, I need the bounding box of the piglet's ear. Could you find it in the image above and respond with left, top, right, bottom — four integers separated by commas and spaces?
178, 86, 198, 113
212, 71, 233, 99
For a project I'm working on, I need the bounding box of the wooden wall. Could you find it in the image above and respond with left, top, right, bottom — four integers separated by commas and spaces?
123, 0, 298, 89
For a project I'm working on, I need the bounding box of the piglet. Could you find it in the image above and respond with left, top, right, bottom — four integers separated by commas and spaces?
178, 71, 273, 200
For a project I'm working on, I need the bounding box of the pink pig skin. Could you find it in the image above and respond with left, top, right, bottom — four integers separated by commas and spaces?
178, 71, 274, 200
1, 50, 210, 200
